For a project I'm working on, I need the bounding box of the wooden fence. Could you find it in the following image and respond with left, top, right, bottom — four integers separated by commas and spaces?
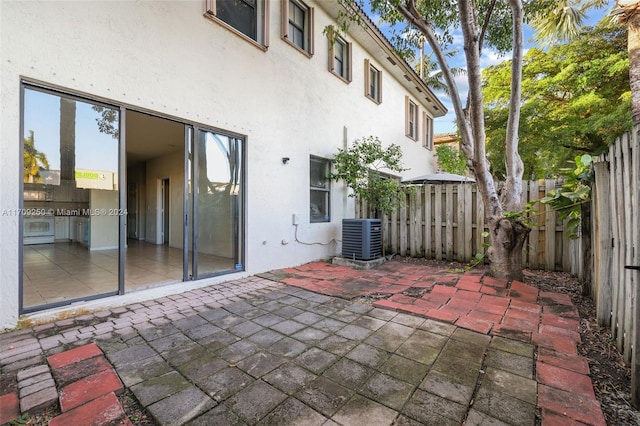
590, 126, 640, 404
356, 179, 582, 274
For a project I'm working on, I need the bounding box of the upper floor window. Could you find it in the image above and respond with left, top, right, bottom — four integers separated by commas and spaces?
205, 0, 269, 48
406, 96, 418, 140
364, 59, 381, 104
310, 157, 330, 222
282, 0, 314, 55
328, 36, 352, 82
423, 112, 434, 150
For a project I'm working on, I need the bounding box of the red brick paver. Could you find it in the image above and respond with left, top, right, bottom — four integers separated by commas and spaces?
49, 392, 131, 426
0, 392, 20, 425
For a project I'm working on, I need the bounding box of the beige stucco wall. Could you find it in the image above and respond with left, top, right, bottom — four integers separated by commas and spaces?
0, 0, 438, 329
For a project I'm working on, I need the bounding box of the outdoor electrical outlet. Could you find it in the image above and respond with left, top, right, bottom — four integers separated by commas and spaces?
292, 214, 300, 225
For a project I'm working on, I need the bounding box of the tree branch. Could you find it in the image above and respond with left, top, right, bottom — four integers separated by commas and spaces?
396, 0, 474, 162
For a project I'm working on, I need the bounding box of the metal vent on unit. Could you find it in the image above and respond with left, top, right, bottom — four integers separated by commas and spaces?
341, 219, 382, 261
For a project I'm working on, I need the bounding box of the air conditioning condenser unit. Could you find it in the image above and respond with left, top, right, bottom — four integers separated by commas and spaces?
341, 218, 382, 261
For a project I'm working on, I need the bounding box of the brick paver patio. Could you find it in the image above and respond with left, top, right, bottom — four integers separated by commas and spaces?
0, 261, 606, 425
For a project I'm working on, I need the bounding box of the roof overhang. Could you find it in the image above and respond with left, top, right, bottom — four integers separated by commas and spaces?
316, 1, 447, 118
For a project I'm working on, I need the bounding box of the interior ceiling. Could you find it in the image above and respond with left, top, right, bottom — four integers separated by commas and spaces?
126, 110, 184, 166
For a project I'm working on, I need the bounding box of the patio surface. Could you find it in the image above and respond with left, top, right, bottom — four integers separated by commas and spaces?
0, 260, 606, 425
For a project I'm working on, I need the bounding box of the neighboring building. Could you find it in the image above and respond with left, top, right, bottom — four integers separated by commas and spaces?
0, 0, 446, 330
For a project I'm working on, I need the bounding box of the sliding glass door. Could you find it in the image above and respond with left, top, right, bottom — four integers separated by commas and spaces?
190, 129, 244, 278
21, 86, 120, 311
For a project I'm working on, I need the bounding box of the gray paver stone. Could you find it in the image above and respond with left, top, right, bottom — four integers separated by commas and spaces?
472, 387, 536, 426
484, 348, 534, 379
380, 354, 430, 385
420, 370, 475, 405
418, 319, 456, 336
295, 376, 353, 417
147, 386, 216, 426
256, 396, 327, 425
266, 337, 308, 358
217, 340, 259, 363
20, 386, 58, 413
323, 358, 375, 389
489, 336, 534, 358
263, 363, 317, 394
19, 378, 55, 398
228, 321, 263, 338
175, 355, 228, 382
295, 348, 338, 374
331, 394, 399, 426
198, 367, 254, 401
291, 327, 329, 343
360, 373, 414, 411
465, 409, 511, 426
15, 364, 49, 381
483, 367, 537, 405
105, 344, 157, 367
403, 389, 467, 424
130, 371, 191, 407
237, 352, 286, 378
345, 343, 389, 368
226, 380, 287, 423
269, 320, 307, 336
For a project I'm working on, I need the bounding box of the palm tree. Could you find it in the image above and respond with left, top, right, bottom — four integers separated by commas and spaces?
612, 1, 640, 124
23, 130, 49, 183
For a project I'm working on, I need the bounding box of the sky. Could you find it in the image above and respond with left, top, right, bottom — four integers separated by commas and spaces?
363, 1, 617, 134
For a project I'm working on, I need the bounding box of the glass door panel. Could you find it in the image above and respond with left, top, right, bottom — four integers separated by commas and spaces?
193, 129, 243, 277
22, 87, 120, 311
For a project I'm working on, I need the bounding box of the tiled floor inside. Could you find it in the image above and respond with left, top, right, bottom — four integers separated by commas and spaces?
23, 240, 232, 308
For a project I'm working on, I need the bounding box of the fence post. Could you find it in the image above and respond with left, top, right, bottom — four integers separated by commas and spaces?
424, 185, 432, 259
629, 125, 640, 407
593, 161, 612, 326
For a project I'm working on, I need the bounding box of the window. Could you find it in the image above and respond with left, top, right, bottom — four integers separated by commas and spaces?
423, 112, 434, 150
328, 36, 351, 82
282, 0, 314, 55
310, 157, 330, 222
205, 0, 268, 47
364, 59, 381, 103
405, 96, 418, 140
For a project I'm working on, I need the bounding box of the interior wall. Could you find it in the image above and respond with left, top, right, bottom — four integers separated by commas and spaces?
89, 190, 119, 250
145, 151, 184, 248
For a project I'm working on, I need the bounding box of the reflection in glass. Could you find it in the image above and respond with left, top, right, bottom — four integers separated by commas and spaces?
310, 157, 330, 222
195, 131, 243, 277
22, 87, 119, 310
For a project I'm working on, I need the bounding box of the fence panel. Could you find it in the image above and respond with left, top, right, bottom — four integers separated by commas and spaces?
381, 179, 579, 273
590, 126, 639, 405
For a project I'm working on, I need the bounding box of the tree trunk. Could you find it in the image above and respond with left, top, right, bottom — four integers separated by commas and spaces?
486, 217, 530, 280
628, 6, 640, 125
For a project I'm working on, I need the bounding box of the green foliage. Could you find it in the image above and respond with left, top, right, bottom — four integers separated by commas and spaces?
453, 231, 490, 273
435, 145, 467, 176
540, 154, 594, 239
23, 130, 49, 183
9, 413, 30, 425
483, 20, 631, 179
330, 136, 407, 216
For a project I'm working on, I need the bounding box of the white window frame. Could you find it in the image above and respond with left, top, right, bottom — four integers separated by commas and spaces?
310, 156, 331, 223
281, 0, 314, 56
204, 0, 270, 50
